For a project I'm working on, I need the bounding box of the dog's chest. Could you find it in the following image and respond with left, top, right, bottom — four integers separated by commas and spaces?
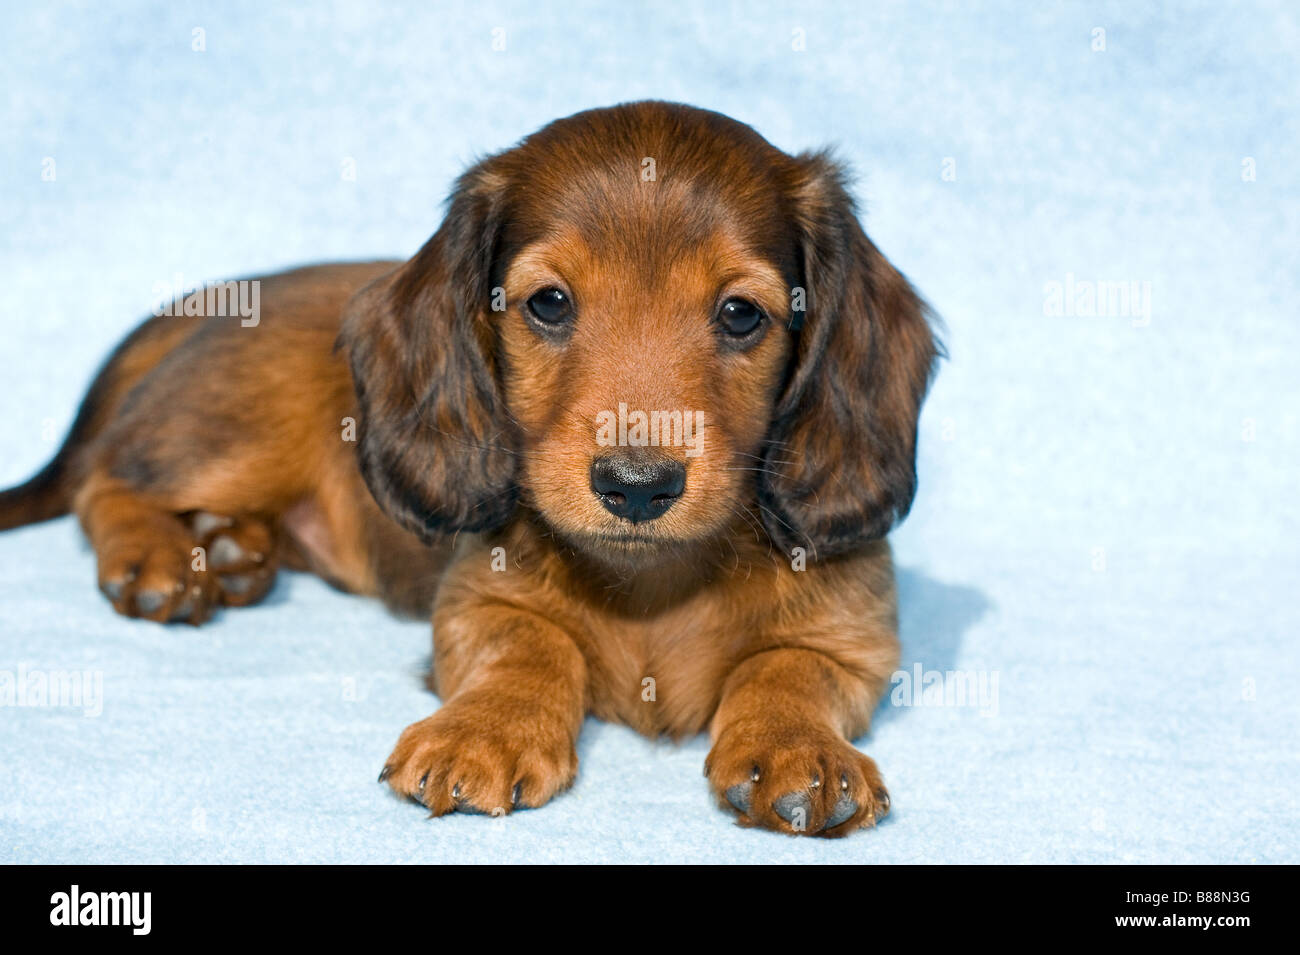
581, 601, 745, 738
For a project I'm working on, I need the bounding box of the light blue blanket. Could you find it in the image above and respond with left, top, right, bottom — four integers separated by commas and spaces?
1, 0, 1296, 863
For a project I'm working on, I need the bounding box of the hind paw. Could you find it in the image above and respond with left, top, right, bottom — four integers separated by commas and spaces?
191, 512, 277, 608
96, 511, 277, 624
98, 515, 220, 624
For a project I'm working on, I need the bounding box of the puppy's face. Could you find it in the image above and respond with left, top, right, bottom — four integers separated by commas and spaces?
498, 202, 795, 555
343, 102, 938, 563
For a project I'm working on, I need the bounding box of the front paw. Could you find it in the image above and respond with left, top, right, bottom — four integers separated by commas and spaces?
380, 693, 578, 817
706, 722, 890, 837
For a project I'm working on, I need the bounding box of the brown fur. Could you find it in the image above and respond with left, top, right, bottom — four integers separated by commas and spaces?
0, 102, 938, 836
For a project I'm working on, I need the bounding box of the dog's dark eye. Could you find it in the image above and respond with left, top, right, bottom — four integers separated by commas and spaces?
526, 288, 573, 325
717, 298, 764, 337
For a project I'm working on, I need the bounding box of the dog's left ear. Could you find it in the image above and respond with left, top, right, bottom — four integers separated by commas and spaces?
760, 153, 940, 558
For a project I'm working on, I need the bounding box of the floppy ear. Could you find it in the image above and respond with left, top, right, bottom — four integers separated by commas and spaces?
338, 161, 517, 540
760, 153, 940, 558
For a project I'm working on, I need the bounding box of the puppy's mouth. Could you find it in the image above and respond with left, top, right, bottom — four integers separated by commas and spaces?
554, 522, 690, 563
572, 526, 673, 550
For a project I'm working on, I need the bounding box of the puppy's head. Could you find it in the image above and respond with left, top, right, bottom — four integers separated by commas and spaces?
342, 102, 938, 563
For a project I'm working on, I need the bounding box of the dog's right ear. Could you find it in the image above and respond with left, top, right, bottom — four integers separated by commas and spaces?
338, 161, 517, 540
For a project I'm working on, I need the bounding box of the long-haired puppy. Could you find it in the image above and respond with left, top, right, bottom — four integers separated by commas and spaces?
0, 102, 938, 836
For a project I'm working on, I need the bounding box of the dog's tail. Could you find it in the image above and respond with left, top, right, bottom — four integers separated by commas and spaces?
0, 322, 163, 532
0, 378, 107, 531
0, 457, 75, 530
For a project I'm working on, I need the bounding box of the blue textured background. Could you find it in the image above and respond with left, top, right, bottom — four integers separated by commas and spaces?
1, 1, 1296, 863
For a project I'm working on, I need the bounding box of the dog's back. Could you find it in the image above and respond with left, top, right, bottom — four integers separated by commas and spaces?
0, 260, 447, 618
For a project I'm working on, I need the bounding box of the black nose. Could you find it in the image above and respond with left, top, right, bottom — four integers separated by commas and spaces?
590, 453, 686, 523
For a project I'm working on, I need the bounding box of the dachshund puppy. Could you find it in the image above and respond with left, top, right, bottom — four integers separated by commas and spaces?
0, 102, 937, 836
